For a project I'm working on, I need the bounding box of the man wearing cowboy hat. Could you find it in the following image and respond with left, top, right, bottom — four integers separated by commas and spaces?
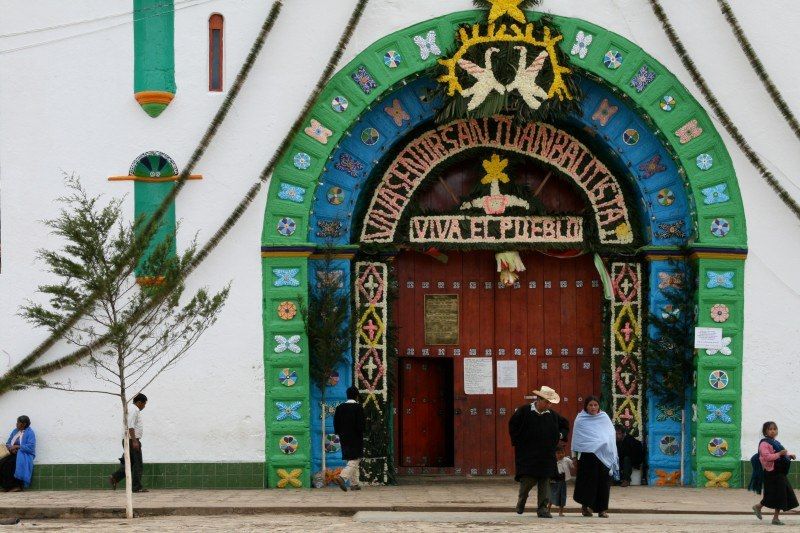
508, 385, 569, 517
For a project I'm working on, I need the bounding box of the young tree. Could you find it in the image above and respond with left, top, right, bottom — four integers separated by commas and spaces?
303, 250, 350, 486
20, 176, 228, 518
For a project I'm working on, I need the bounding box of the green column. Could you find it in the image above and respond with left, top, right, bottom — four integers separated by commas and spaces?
693, 255, 745, 488
133, 0, 176, 117
262, 253, 312, 488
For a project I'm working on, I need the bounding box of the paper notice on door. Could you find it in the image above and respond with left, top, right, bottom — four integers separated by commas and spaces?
496, 360, 518, 388
464, 357, 493, 395
694, 327, 723, 349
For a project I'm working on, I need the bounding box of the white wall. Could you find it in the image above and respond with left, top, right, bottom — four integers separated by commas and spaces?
1, 0, 799, 463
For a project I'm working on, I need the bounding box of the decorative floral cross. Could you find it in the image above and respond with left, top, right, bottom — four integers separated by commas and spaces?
304, 119, 332, 144
413, 30, 441, 60
274, 334, 302, 354
655, 469, 680, 486
705, 336, 732, 356
638, 154, 666, 178
384, 99, 410, 127
701, 184, 730, 205
277, 183, 305, 204
703, 470, 731, 488
273, 268, 300, 287
706, 271, 734, 289
705, 403, 733, 423
275, 401, 301, 421
276, 468, 303, 488
675, 119, 703, 144
592, 98, 618, 126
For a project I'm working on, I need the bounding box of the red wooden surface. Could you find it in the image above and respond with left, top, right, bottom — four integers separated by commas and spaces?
395, 250, 603, 475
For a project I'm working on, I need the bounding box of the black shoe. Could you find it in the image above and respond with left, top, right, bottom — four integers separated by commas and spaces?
537, 511, 553, 518
515, 497, 527, 514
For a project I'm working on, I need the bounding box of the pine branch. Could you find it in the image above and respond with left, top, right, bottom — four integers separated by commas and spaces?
649, 0, 800, 220
0, 1, 285, 383
0, 0, 369, 395
717, 0, 800, 145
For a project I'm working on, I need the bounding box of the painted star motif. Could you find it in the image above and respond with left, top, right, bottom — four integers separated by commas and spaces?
487, 0, 526, 24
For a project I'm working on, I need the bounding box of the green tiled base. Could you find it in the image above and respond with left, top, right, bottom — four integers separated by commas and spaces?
27, 463, 265, 490
742, 460, 800, 488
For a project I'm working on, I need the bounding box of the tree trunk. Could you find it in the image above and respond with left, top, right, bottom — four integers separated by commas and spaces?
120, 394, 134, 519
321, 391, 327, 482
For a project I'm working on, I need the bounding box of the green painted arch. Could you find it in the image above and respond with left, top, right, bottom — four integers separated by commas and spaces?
260, 10, 748, 488
262, 9, 746, 250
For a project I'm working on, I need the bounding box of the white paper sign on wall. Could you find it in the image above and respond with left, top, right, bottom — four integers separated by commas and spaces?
496, 360, 518, 388
464, 357, 493, 395
694, 327, 723, 349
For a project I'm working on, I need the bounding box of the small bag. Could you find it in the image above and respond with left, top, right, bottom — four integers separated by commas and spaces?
0, 443, 10, 460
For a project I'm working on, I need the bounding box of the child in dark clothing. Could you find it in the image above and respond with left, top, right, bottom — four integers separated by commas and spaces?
549, 445, 575, 517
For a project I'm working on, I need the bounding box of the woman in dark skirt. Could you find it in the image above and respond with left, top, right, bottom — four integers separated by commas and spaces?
752, 421, 798, 526
571, 396, 619, 518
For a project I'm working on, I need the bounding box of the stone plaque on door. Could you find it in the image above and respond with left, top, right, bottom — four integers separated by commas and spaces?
424, 294, 459, 345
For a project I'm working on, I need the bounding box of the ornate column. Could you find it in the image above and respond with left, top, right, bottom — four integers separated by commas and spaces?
261, 247, 313, 489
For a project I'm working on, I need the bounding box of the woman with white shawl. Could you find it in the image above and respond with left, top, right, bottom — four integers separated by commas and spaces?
572, 396, 619, 517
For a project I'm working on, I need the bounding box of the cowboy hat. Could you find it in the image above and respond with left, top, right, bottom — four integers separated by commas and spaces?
531, 386, 560, 404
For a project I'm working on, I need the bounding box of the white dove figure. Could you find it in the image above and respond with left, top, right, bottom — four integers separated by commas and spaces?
506, 46, 550, 110
457, 47, 504, 111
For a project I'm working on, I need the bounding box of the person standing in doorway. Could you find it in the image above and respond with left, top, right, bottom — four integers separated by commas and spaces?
508, 386, 569, 517
572, 396, 618, 518
333, 386, 365, 492
109, 393, 148, 493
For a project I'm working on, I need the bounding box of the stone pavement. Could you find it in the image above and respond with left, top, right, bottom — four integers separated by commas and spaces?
2, 480, 798, 520
8, 511, 800, 532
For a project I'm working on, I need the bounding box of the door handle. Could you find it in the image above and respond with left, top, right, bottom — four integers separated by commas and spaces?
454, 408, 462, 415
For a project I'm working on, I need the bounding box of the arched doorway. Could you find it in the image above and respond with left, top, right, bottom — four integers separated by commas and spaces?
260, 9, 747, 489
394, 155, 604, 476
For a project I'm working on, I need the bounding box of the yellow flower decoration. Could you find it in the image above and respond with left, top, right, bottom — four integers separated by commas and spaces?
703, 470, 732, 488
487, 0, 526, 24
615, 222, 631, 240
276, 468, 303, 488
480, 154, 510, 184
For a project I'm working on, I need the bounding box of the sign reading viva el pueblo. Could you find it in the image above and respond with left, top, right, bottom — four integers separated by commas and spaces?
410, 215, 582, 243
360, 116, 633, 246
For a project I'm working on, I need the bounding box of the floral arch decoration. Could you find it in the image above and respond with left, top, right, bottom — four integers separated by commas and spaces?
260, 10, 747, 489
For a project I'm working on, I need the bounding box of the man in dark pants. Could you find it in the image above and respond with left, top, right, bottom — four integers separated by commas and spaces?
333, 386, 365, 491
508, 386, 569, 517
615, 424, 644, 487
109, 393, 148, 492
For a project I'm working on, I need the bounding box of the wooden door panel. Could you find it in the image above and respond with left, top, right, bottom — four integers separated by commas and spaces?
396, 250, 604, 475
477, 254, 496, 475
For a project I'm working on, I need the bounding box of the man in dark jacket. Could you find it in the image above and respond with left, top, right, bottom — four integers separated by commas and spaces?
615, 424, 644, 487
508, 386, 569, 517
333, 386, 366, 491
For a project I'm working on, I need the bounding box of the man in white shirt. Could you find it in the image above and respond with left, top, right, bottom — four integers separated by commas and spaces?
109, 393, 148, 492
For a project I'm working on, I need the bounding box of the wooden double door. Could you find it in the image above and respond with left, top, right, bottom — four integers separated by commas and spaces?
396, 250, 603, 476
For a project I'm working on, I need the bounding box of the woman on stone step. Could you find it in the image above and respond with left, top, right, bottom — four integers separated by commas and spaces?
571, 396, 618, 518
